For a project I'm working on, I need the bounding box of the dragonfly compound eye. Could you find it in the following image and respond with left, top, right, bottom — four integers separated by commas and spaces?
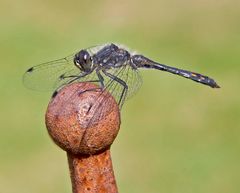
74, 50, 91, 71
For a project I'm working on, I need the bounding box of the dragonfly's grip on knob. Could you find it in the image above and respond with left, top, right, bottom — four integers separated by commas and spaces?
45, 82, 120, 193
45, 82, 120, 154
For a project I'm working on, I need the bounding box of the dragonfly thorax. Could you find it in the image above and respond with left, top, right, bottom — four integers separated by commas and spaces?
74, 50, 93, 72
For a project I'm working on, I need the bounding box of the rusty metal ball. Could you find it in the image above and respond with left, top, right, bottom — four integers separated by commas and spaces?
45, 82, 121, 155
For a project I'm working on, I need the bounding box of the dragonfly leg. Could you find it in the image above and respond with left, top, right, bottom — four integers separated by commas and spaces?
77, 69, 105, 96
52, 72, 92, 98
102, 70, 128, 107
96, 69, 105, 89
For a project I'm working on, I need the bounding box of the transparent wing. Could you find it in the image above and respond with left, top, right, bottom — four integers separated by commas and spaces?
103, 63, 142, 107
23, 54, 81, 91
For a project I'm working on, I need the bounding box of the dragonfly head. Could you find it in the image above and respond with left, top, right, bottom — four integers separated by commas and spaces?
74, 50, 92, 72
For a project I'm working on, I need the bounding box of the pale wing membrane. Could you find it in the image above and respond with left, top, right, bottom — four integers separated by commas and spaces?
23, 54, 77, 91
104, 63, 142, 107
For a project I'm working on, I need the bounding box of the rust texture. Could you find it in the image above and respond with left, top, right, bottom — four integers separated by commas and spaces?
45, 82, 120, 193
45, 82, 121, 154
68, 149, 118, 193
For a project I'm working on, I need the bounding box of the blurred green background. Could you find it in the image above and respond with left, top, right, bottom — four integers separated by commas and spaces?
0, 0, 239, 192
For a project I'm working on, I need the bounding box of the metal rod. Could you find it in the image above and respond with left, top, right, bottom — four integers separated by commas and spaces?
67, 149, 118, 193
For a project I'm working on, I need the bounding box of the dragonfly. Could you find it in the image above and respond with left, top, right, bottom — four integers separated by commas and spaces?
23, 43, 220, 110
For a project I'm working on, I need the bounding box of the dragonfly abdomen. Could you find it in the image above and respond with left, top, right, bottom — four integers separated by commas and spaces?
131, 54, 220, 88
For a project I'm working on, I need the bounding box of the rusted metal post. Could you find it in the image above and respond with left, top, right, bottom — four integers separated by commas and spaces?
67, 150, 117, 192
45, 82, 120, 193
